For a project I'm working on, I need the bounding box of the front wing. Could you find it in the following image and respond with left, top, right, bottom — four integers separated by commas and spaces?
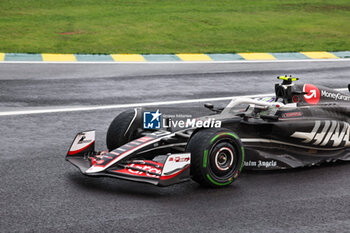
66, 131, 191, 186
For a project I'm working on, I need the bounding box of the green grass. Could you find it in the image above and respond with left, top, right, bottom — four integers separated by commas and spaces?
0, 0, 349, 54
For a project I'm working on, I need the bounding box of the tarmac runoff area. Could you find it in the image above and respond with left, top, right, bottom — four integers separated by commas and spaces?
0, 59, 350, 232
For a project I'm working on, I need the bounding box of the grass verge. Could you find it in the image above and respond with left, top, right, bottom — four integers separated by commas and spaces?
0, 0, 349, 54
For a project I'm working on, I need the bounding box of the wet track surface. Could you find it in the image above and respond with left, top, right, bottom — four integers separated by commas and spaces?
1, 61, 350, 232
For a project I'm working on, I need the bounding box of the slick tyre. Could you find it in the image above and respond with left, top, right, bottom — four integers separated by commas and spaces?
106, 109, 141, 151
186, 128, 244, 188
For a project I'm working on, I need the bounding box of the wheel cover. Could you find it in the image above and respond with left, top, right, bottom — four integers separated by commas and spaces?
214, 147, 234, 171
208, 139, 238, 181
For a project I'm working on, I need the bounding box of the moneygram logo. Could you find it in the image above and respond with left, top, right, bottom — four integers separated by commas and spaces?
321, 90, 350, 101
303, 84, 320, 104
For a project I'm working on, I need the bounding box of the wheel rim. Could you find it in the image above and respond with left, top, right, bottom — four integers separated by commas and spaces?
208, 140, 238, 180
214, 147, 234, 171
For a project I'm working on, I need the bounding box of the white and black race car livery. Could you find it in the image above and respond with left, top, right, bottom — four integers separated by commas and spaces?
66, 76, 350, 188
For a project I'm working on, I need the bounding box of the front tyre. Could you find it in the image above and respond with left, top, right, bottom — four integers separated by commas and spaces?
186, 128, 244, 188
106, 109, 141, 151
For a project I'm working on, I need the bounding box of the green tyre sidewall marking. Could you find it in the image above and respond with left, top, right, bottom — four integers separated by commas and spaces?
203, 149, 208, 168
240, 146, 245, 171
206, 173, 233, 186
210, 132, 238, 144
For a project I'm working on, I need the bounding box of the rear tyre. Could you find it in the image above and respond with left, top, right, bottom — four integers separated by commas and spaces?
106, 109, 141, 151
186, 128, 244, 188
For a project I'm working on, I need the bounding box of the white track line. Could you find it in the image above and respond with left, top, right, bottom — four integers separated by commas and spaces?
0, 58, 350, 64
0, 88, 348, 117
0, 93, 273, 116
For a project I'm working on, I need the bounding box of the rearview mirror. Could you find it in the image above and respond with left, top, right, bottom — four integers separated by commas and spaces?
204, 103, 214, 110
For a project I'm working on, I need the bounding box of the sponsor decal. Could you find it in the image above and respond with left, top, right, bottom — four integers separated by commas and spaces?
291, 121, 350, 147
127, 163, 162, 177
143, 110, 162, 129
303, 84, 320, 105
283, 112, 303, 118
169, 156, 190, 162
113, 162, 162, 178
320, 90, 350, 101
244, 160, 277, 168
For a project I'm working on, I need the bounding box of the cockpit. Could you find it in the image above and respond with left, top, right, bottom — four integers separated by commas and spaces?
204, 76, 300, 120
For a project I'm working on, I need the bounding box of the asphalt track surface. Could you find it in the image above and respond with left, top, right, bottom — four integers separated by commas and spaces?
1, 60, 350, 233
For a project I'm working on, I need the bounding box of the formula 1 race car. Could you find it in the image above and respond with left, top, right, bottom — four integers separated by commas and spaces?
66, 76, 350, 188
